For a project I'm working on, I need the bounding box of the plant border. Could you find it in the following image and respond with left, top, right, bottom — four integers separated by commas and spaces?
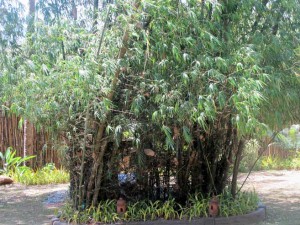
51, 204, 266, 225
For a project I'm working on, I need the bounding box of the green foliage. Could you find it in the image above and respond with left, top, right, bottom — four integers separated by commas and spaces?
185, 192, 209, 219
90, 200, 120, 223
260, 157, 283, 170
260, 155, 300, 170
0, 147, 35, 175
0, 149, 68, 185
0, 0, 25, 47
59, 191, 259, 223
1, 0, 298, 145
239, 140, 261, 172
218, 190, 259, 217
11, 163, 69, 185
277, 125, 300, 150
156, 198, 179, 220
59, 201, 91, 224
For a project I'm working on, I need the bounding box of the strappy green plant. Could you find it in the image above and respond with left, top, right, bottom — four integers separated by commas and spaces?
0, 147, 35, 175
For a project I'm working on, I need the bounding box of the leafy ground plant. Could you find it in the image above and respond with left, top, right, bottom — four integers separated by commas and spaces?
218, 189, 259, 217
260, 155, 300, 170
239, 140, 261, 172
184, 192, 209, 219
12, 163, 69, 185
0, 147, 35, 175
59, 190, 259, 224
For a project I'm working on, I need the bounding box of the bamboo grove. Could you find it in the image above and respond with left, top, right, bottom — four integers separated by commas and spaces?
0, 0, 299, 209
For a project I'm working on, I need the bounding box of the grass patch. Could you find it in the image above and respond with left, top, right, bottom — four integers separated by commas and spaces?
59, 189, 259, 224
11, 163, 69, 185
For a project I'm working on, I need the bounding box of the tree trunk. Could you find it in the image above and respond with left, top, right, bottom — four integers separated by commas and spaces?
28, 0, 35, 34
23, 120, 27, 165
176, 139, 190, 204
214, 116, 234, 194
78, 105, 90, 208
24, 0, 35, 164
93, 0, 99, 32
71, 0, 77, 20
231, 138, 245, 198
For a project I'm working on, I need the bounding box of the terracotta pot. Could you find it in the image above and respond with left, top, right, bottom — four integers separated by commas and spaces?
209, 196, 219, 217
117, 197, 127, 214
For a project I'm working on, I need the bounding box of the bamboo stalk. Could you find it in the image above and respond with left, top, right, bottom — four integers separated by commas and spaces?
90, 27, 130, 206
23, 119, 27, 165
78, 104, 90, 208
86, 10, 132, 203
96, 6, 111, 59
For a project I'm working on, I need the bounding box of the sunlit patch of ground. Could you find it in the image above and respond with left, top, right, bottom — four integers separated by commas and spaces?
238, 170, 300, 225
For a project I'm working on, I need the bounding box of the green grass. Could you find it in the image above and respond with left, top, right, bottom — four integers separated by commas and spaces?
11, 163, 69, 185
59, 189, 259, 224
0, 148, 69, 185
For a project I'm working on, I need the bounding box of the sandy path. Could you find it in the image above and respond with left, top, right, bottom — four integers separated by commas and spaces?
0, 183, 68, 225
238, 170, 300, 225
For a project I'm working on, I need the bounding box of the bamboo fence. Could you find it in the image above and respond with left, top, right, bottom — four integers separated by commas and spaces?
0, 112, 61, 168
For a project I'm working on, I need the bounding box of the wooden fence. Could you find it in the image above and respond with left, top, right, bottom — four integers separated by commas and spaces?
0, 112, 61, 168
262, 142, 293, 159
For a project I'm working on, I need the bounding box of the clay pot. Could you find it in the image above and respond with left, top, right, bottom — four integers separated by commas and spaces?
117, 197, 126, 214
209, 196, 219, 217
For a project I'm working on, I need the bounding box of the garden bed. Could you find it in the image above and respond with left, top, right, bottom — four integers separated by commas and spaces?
51, 204, 266, 225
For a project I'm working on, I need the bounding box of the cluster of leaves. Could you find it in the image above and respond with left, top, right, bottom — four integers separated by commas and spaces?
218, 189, 259, 217
260, 155, 300, 171
0, 147, 69, 185
239, 139, 261, 172
0, 0, 298, 147
0, 147, 35, 175
0, 148, 70, 185
58, 190, 259, 224
277, 125, 300, 150
11, 163, 69, 185
0, 0, 24, 48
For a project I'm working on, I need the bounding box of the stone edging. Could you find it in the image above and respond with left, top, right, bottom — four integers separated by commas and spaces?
50, 205, 266, 225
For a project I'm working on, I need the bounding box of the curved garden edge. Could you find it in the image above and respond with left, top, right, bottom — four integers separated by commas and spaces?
50, 205, 266, 225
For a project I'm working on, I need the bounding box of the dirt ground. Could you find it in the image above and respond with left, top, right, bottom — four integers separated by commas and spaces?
238, 170, 300, 225
1, 171, 300, 225
0, 183, 68, 225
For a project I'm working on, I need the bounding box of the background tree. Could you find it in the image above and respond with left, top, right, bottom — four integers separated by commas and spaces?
0, 0, 25, 99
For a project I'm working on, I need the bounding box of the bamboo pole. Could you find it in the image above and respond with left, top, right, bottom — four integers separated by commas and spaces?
23, 119, 27, 165
78, 104, 90, 208
88, 28, 130, 206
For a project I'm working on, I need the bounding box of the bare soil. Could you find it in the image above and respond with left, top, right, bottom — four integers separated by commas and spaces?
0, 183, 68, 225
238, 170, 300, 225
0, 171, 300, 225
